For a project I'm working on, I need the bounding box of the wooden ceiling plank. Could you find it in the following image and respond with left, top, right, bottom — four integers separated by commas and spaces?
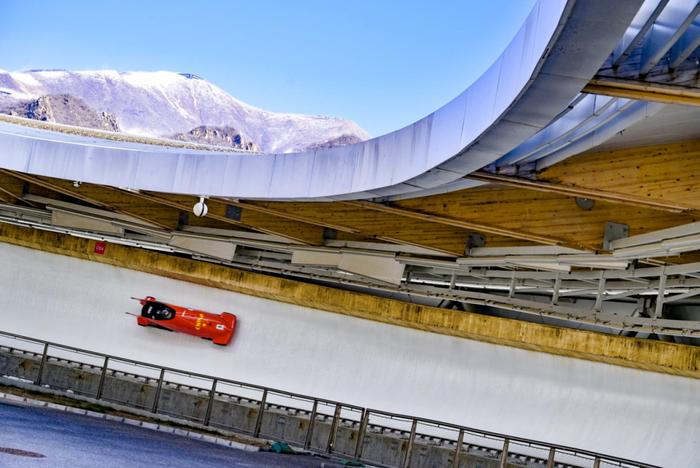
343, 200, 568, 247
538, 139, 700, 212
0, 170, 112, 209
0, 185, 33, 206
0, 190, 13, 203
223, 199, 361, 234
252, 201, 473, 255
0, 170, 172, 229
124, 190, 323, 245
469, 171, 697, 215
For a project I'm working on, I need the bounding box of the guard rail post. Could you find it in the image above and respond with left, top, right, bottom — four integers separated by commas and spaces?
326, 403, 342, 453
499, 438, 509, 468
546, 447, 556, 468
253, 388, 268, 437
151, 368, 165, 413
402, 418, 418, 468
452, 429, 464, 468
34, 342, 49, 385
203, 378, 217, 426
304, 399, 319, 450
353, 408, 369, 460
95, 356, 109, 400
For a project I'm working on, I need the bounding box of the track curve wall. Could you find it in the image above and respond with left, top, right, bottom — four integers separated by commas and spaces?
0, 242, 697, 466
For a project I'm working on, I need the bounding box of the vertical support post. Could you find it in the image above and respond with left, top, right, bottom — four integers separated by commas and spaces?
655, 272, 667, 318
499, 438, 509, 468
594, 271, 606, 311
592, 457, 601, 468
151, 368, 165, 413
253, 388, 268, 437
508, 271, 516, 298
34, 343, 49, 386
203, 379, 218, 426
402, 418, 418, 468
449, 272, 456, 290
634, 297, 644, 318
354, 409, 369, 460
326, 403, 342, 454
546, 447, 556, 468
96, 356, 109, 400
452, 429, 464, 468
304, 399, 319, 450
551, 274, 561, 305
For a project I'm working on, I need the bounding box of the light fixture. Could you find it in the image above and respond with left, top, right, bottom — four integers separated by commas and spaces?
193, 197, 208, 217
575, 197, 595, 210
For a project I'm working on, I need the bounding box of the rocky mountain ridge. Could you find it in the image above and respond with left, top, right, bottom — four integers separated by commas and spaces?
170, 125, 259, 151
3, 94, 120, 132
0, 69, 370, 153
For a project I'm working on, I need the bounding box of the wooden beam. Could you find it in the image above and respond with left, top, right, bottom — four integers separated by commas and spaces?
121, 190, 323, 245
219, 199, 361, 234
0, 170, 172, 229
0, 186, 24, 204
468, 171, 699, 215
0, 173, 38, 207
249, 201, 478, 255
583, 79, 700, 106
395, 184, 698, 252
0, 170, 113, 209
538, 139, 700, 213
230, 198, 455, 255
343, 200, 569, 247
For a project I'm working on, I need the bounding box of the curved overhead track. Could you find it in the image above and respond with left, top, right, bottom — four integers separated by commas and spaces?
0, 0, 642, 200
384, 0, 700, 199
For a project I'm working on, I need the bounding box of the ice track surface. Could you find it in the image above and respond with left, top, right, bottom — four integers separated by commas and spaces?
0, 242, 698, 466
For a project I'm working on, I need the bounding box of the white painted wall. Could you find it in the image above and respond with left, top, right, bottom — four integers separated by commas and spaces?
0, 242, 697, 466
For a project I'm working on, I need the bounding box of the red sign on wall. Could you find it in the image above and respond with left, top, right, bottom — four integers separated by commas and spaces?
94, 241, 106, 255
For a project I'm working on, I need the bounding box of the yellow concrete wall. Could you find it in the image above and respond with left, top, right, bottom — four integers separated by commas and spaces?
0, 223, 698, 378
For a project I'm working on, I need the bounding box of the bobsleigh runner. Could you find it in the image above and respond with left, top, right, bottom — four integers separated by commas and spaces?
127, 296, 237, 346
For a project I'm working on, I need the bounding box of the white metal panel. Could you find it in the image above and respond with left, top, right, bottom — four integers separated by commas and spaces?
338, 253, 405, 285
168, 234, 236, 261
291, 250, 341, 267
612, 0, 669, 65
639, 0, 700, 74
51, 210, 124, 236
536, 101, 665, 170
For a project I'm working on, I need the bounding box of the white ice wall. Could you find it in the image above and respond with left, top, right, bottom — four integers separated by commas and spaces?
0, 242, 697, 466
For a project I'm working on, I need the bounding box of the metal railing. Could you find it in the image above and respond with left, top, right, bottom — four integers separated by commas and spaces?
0, 329, 658, 468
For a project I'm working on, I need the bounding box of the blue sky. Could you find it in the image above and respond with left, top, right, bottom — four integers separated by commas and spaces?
0, 0, 535, 136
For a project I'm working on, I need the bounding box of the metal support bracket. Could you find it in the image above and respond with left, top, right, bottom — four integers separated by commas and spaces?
603, 221, 629, 250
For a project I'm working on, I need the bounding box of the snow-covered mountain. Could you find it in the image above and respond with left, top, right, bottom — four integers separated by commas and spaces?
0, 69, 370, 153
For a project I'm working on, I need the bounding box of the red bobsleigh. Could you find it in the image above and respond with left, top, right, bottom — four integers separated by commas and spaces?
129, 296, 236, 346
